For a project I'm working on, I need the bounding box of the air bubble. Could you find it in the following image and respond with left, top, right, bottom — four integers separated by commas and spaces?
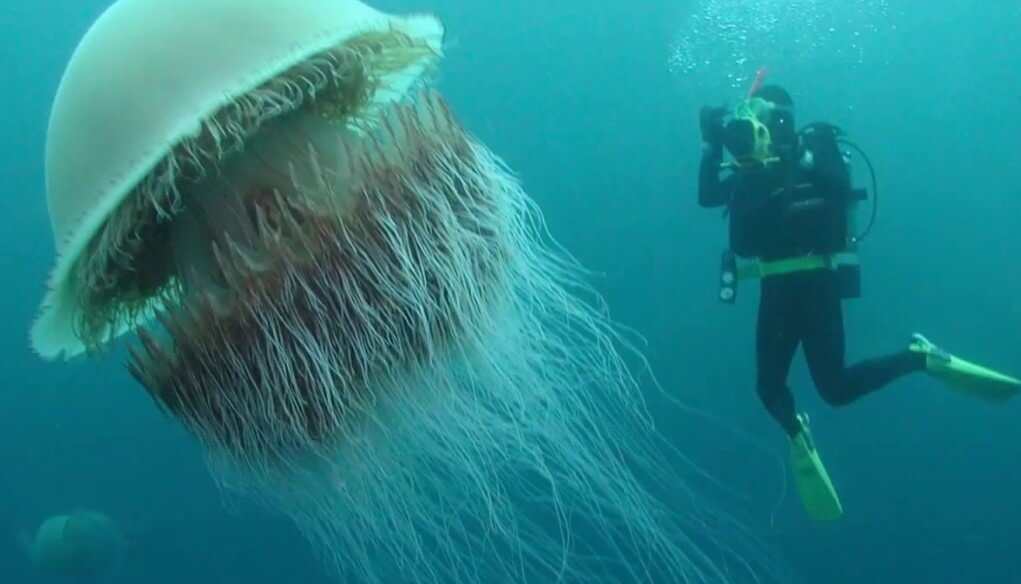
668, 0, 894, 90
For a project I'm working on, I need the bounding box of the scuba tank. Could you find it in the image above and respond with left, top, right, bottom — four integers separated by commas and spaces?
799, 121, 877, 300
841, 142, 863, 299
796, 121, 878, 245
840, 136, 878, 299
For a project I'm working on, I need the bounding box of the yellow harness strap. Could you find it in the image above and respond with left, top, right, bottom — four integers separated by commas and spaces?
737, 252, 859, 281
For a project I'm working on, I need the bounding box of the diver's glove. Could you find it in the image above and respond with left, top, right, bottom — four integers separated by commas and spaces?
699, 105, 727, 150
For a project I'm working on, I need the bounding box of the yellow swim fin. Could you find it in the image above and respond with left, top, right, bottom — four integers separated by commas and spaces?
909, 333, 1021, 403
789, 413, 843, 522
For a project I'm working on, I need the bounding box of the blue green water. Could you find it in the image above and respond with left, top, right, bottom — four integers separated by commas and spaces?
2, 0, 1019, 582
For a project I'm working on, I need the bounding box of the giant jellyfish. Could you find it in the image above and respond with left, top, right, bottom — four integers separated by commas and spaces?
31, 0, 764, 582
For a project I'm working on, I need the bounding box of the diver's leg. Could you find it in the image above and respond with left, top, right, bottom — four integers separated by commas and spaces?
771, 275, 844, 520
755, 281, 801, 437
803, 277, 924, 407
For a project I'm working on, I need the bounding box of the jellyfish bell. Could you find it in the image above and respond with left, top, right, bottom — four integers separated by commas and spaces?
23, 511, 127, 582
32, 0, 444, 358
32, 0, 771, 582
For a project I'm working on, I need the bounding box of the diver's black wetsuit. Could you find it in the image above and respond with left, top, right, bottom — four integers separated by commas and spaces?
698, 136, 925, 437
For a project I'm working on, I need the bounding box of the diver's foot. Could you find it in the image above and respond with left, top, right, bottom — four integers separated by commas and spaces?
908, 333, 950, 365
909, 332, 1020, 403
789, 413, 843, 521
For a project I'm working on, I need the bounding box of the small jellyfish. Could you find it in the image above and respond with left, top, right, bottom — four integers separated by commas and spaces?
22, 511, 127, 582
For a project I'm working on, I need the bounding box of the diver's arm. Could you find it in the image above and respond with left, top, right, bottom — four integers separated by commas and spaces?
698, 144, 733, 208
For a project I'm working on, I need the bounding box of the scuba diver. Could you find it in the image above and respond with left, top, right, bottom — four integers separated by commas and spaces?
697, 72, 1021, 521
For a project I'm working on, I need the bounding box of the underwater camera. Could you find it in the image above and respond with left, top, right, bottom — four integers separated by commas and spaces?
723, 115, 771, 165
